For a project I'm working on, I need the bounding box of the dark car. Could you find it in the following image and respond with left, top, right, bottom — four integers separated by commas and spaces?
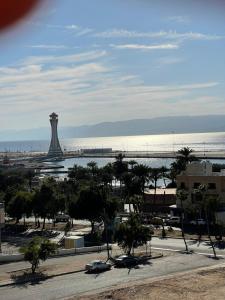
114, 255, 139, 267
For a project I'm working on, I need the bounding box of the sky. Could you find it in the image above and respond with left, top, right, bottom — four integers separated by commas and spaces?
0, 0, 225, 131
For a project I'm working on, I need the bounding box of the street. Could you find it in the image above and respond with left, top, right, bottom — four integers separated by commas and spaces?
0, 250, 224, 300
150, 237, 225, 256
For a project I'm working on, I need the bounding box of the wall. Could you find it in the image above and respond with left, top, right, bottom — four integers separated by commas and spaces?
0, 245, 111, 263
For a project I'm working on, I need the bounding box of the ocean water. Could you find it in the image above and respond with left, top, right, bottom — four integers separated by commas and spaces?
1, 131, 225, 153
26, 131, 225, 173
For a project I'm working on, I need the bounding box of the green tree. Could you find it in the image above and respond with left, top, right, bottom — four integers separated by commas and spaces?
98, 164, 114, 188
150, 168, 162, 202
132, 164, 150, 197
194, 185, 217, 259
113, 153, 128, 192
7, 191, 33, 224
20, 237, 56, 274
177, 147, 198, 164
87, 161, 99, 182
33, 180, 63, 229
128, 160, 138, 170
68, 186, 104, 234
68, 164, 90, 185
115, 213, 152, 255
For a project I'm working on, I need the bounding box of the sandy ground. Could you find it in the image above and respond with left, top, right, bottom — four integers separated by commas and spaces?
73, 267, 225, 300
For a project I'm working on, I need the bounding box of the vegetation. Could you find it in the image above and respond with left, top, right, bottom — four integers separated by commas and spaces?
115, 213, 153, 255
20, 237, 57, 273
2, 147, 224, 259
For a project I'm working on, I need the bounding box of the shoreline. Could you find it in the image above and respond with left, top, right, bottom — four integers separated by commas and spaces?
2, 150, 225, 161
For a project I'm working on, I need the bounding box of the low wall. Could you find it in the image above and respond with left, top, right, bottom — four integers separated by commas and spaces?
0, 245, 111, 263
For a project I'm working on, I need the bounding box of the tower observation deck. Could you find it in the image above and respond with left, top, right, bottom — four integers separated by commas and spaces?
47, 112, 63, 157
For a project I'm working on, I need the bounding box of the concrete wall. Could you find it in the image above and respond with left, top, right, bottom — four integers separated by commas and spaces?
0, 245, 111, 263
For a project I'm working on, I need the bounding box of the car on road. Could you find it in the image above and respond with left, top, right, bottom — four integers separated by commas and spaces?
85, 260, 111, 273
167, 216, 180, 225
114, 255, 139, 267
190, 219, 206, 225
55, 213, 70, 223
150, 217, 163, 226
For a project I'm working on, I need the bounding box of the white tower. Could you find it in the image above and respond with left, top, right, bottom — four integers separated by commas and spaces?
47, 112, 63, 157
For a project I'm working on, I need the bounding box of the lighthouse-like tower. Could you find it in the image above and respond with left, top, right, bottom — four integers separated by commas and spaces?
47, 112, 63, 157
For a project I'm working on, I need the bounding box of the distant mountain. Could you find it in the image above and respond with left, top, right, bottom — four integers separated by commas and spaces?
1, 115, 225, 141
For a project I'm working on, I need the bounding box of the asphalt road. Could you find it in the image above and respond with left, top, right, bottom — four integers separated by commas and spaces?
1, 252, 224, 300
150, 237, 225, 256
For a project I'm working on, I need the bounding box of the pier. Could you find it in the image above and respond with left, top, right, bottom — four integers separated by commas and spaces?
2, 150, 225, 163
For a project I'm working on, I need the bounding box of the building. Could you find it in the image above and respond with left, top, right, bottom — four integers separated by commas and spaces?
48, 112, 63, 157
143, 188, 177, 214
177, 161, 225, 224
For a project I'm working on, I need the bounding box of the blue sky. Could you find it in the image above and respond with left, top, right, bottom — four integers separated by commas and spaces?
0, 0, 225, 130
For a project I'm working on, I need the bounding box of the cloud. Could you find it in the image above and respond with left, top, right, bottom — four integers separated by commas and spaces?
0, 45, 221, 130
94, 29, 224, 42
111, 43, 179, 50
20, 50, 107, 65
28, 22, 94, 37
64, 24, 94, 36
167, 16, 190, 24
27, 44, 68, 50
65, 24, 79, 30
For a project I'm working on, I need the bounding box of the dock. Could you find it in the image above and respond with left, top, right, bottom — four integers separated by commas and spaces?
2, 150, 225, 162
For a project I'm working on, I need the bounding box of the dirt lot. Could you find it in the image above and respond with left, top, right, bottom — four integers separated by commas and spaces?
74, 267, 225, 300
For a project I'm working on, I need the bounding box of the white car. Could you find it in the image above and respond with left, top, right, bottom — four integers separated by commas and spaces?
167, 216, 180, 225
190, 219, 206, 225
85, 260, 111, 273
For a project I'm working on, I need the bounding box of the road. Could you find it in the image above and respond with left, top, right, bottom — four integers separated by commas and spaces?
150, 237, 225, 256
0, 251, 224, 300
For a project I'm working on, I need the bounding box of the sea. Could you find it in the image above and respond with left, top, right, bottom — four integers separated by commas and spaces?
1, 132, 225, 173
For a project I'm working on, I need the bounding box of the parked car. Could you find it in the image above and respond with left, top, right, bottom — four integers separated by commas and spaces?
190, 219, 206, 226
150, 217, 163, 226
85, 260, 111, 273
55, 213, 70, 223
114, 255, 139, 267
167, 216, 181, 225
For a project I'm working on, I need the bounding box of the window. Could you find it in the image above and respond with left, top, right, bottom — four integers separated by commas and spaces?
208, 183, 216, 190
180, 182, 186, 189
193, 182, 200, 189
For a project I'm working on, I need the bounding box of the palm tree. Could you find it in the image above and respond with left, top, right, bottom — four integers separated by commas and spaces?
87, 161, 98, 181
177, 147, 198, 164
160, 166, 169, 188
113, 153, 128, 195
128, 160, 138, 171
132, 164, 150, 197
176, 189, 189, 253
150, 168, 162, 203
194, 184, 217, 259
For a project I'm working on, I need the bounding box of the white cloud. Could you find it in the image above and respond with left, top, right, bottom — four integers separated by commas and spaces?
76, 28, 94, 37
28, 21, 94, 37
94, 29, 224, 42
111, 43, 179, 50
167, 16, 191, 24
20, 50, 107, 65
27, 44, 68, 50
0, 46, 221, 130
65, 24, 79, 30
